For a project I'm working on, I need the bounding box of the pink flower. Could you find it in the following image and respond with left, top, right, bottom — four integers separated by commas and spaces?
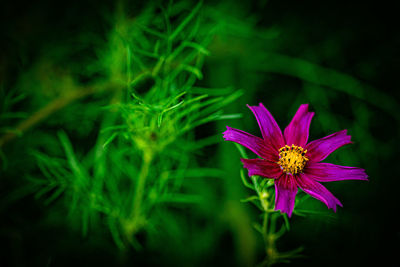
223, 103, 368, 217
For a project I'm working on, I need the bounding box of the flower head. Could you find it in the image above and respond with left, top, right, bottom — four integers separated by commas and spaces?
223, 103, 368, 217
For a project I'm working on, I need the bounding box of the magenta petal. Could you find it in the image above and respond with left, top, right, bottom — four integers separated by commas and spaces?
306, 130, 352, 162
298, 173, 343, 211
304, 162, 368, 182
241, 158, 282, 178
274, 174, 298, 217
284, 104, 314, 147
223, 126, 277, 161
247, 103, 284, 151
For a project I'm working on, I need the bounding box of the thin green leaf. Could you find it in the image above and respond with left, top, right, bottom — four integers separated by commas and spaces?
169, 1, 203, 41
240, 195, 259, 203
159, 194, 202, 204
235, 143, 248, 159
215, 113, 243, 120
283, 213, 290, 231
44, 186, 65, 205
240, 169, 255, 190
108, 217, 125, 250
103, 132, 119, 149
58, 131, 87, 181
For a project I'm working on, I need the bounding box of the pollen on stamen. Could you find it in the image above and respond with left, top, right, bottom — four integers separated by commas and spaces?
277, 144, 309, 175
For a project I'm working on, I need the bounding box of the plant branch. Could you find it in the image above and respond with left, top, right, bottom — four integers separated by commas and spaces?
123, 150, 154, 237
0, 87, 96, 148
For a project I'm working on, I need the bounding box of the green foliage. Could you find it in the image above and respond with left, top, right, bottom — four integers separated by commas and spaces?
7, 0, 242, 249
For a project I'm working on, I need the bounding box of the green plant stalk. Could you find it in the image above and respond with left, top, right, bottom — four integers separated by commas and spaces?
262, 201, 269, 243
236, 141, 302, 265
125, 150, 154, 236
0, 87, 97, 147
251, 176, 276, 264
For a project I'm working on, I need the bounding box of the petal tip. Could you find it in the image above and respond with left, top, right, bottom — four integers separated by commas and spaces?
275, 206, 293, 217
300, 103, 309, 110
333, 199, 343, 211
306, 129, 353, 162
287, 210, 293, 218
222, 127, 233, 141
246, 102, 266, 109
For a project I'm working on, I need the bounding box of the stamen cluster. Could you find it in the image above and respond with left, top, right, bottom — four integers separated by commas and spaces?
278, 145, 309, 175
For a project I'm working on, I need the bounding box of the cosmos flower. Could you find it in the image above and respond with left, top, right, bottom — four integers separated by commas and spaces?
223, 103, 368, 217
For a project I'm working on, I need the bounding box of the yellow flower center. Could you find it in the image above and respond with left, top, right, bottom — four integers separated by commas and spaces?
278, 145, 309, 175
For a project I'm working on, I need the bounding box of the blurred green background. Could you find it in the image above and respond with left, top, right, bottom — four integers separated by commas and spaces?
1, 0, 399, 266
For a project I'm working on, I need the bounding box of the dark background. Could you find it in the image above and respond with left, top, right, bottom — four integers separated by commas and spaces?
1, 0, 399, 266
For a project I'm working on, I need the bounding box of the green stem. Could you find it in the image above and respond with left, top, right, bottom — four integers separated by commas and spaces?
250, 175, 278, 266
126, 44, 132, 102
126, 151, 153, 234
262, 204, 269, 242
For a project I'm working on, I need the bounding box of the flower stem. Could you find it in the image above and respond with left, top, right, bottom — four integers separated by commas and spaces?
262, 208, 269, 241
250, 175, 279, 266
